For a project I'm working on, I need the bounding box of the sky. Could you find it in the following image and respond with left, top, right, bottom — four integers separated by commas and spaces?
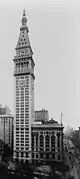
0, 0, 80, 129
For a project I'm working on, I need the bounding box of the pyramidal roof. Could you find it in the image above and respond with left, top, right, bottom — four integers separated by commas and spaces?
16, 9, 33, 55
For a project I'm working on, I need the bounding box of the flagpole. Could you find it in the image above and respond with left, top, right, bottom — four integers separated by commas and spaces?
61, 112, 63, 124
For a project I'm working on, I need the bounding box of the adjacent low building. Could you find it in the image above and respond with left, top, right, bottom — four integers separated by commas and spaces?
15, 118, 64, 163
0, 114, 13, 150
35, 109, 49, 122
31, 119, 64, 164
0, 105, 11, 115
0, 139, 4, 161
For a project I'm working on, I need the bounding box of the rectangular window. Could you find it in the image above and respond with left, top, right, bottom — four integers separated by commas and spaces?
25, 116, 29, 119
20, 77, 24, 79
16, 97, 19, 99
16, 105, 19, 108
25, 135, 29, 138
25, 121, 29, 124
25, 104, 29, 107
16, 92, 19, 95
21, 138, 24, 141
16, 143, 19, 146
25, 129, 29, 131
16, 102, 19, 104
16, 77, 19, 80
21, 134, 24, 136
16, 135, 19, 137
16, 100, 19, 103
16, 138, 19, 140
16, 141, 19, 144
16, 108, 19, 110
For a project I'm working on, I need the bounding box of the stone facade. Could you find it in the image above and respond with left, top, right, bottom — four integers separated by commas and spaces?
31, 121, 64, 164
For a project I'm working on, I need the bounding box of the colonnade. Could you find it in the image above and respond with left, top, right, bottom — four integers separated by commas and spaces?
13, 131, 63, 163
31, 131, 63, 162
32, 131, 63, 151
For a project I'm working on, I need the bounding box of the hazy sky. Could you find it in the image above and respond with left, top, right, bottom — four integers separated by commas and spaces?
0, 0, 80, 129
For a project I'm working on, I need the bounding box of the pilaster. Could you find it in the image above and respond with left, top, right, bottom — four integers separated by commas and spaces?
55, 131, 57, 160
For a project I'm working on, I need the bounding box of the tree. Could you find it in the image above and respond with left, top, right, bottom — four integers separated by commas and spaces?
71, 132, 80, 149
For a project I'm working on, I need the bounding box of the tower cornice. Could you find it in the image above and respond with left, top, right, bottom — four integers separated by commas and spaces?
14, 71, 35, 79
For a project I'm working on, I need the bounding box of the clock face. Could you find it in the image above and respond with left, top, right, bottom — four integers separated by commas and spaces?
18, 79, 26, 88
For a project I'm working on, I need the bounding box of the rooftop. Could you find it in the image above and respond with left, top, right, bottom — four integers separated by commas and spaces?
0, 114, 13, 117
32, 119, 63, 128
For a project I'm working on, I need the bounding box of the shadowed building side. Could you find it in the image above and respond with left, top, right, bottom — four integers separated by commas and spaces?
0, 114, 13, 150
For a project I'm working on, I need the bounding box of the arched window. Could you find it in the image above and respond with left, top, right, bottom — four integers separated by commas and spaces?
61, 133, 63, 150
51, 135, 55, 151
36, 134, 38, 151
57, 132, 60, 148
40, 135, 44, 151
31, 134, 34, 151
45, 135, 49, 151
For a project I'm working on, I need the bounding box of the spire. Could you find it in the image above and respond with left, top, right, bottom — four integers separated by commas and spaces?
21, 9, 27, 26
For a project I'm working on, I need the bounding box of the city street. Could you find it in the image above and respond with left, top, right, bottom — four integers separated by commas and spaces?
64, 150, 80, 179
73, 166, 79, 179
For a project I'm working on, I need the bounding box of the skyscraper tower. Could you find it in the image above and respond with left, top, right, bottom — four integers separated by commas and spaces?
13, 10, 35, 162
